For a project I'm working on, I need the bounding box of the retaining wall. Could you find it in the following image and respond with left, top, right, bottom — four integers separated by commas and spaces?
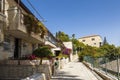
0, 60, 51, 80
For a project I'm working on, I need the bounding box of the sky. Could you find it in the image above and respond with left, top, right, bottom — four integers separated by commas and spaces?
21, 0, 120, 46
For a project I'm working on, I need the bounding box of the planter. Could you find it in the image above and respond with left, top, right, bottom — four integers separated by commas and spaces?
5, 60, 40, 65
20, 60, 40, 65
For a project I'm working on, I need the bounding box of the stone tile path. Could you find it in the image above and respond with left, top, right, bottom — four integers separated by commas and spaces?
51, 61, 99, 80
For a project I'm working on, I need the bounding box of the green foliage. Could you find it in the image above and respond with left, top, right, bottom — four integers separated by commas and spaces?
71, 38, 85, 54
103, 37, 108, 45
57, 53, 68, 58
56, 31, 70, 42
72, 39, 85, 48
33, 46, 54, 64
78, 45, 103, 59
24, 14, 47, 38
117, 46, 120, 55
100, 44, 118, 60
78, 42, 120, 62
55, 31, 119, 61
33, 46, 53, 58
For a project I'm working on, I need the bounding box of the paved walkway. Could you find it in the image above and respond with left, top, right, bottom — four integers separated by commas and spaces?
51, 61, 99, 80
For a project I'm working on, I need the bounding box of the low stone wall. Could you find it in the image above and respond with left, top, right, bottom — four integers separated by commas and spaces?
0, 60, 40, 65
0, 65, 33, 79
36, 64, 52, 80
0, 62, 51, 80
22, 73, 46, 80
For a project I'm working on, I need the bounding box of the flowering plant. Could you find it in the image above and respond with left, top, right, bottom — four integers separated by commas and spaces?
27, 54, 36, 60
62, 48, 71, 55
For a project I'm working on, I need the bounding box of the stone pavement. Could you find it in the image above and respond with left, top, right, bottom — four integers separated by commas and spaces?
51, 60, 99, 80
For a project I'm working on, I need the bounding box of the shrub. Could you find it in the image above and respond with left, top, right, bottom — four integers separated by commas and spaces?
33, 46, 54, 64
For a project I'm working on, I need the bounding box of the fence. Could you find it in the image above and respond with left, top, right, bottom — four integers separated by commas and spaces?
84, 55, 120, 80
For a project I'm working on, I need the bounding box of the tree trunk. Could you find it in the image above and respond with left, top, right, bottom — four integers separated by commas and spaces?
40, 58, 43, 65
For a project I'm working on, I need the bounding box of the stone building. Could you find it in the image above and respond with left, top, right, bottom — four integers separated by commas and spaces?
78, 35, 102, 47
0, 0, 58, 60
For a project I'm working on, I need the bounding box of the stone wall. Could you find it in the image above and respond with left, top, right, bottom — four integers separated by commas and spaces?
22, 73, 46, 80
0, 65, 33, 79
0, 35, 14, 60
36, 64, 52, 80
0, 34, 37, 60
0, 64, 51, 80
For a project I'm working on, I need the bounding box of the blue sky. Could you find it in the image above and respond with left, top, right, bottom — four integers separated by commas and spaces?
22, 0, 120, 46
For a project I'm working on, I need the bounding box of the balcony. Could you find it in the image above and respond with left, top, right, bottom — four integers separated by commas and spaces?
45, 41, 56, 48
45, 35, 57, 48
5, 7, 44, 44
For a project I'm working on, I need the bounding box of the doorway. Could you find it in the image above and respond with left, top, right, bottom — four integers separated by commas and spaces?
14, 38, 21, 59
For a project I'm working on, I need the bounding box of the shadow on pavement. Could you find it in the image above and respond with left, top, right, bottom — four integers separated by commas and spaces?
51, 71, 84, 80
51, 77, 83, 80
56, 74, 78, 77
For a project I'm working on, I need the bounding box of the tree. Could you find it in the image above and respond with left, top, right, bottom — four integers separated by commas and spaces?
33, 46, 54, 65
71, 38, 85, 53
56, 31, 70, 42
100, 44, 117, 60
103, 37, 108, 45
72, 34, 75, 39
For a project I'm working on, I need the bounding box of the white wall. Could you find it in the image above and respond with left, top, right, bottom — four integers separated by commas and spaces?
63, 42, 73, 61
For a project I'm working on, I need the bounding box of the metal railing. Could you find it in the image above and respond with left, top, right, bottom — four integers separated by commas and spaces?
84, 55, 120, 80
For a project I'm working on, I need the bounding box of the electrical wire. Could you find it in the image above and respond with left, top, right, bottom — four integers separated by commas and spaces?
26, 0, 45, 22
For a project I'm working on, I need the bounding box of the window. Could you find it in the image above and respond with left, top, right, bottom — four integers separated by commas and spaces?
91, 38, 95, 41
82, 40, 85, 42
94, 43, 96, 45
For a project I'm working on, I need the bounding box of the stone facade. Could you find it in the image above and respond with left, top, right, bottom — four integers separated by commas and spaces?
0, 0, 45, 60
0, 0, 58, 60
78, 35, 102, 47
0, 0, 58, 79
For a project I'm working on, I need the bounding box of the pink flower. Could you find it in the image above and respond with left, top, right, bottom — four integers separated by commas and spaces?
62, 48, 71, 55
28, 54, 36, 60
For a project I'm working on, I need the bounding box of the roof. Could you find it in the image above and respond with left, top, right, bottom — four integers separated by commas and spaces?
79, 35, 102, 39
